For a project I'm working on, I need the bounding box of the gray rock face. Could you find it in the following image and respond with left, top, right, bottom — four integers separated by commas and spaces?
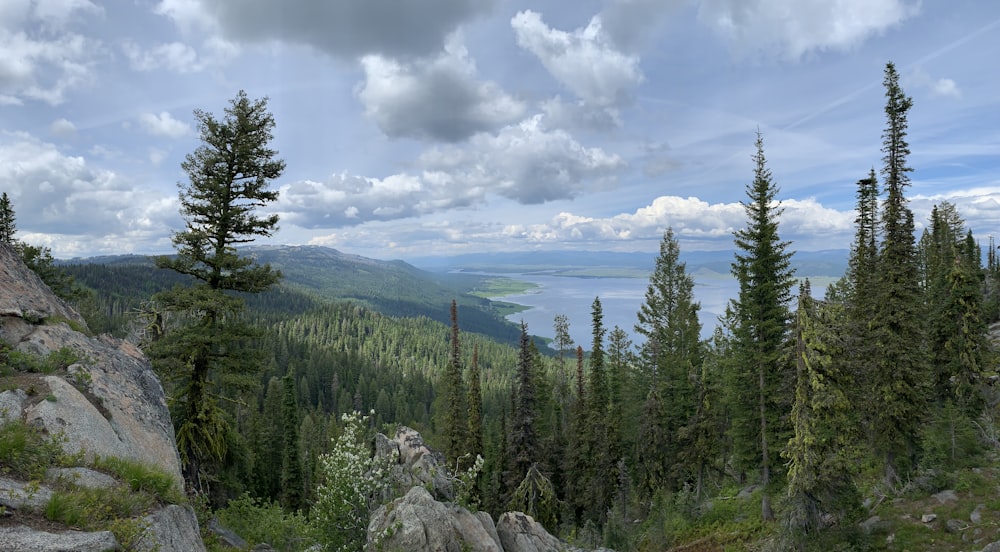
0, 526, 118, 552
0, 241, 203, 550
46, 467, 118, 490
0, 476, 54, 511
368, 486, 503, 552
138, 504, 207, 552
377, 426, 455, 500
496, 512, 565, 552
0, 242, 85, 327
209, 517, 250, 549
0, 388, 26, 425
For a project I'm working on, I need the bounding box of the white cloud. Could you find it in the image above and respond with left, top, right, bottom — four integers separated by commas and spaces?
32, 0, 101, 30
931, 78, 960, 98
907, 67, 962, 99
49, 117, 77, 138
539, 96, 622, 132
275, 115, 625, 227
356, 36, 525, 141
138, 111, 191, 138
0, 133, 180, 251
301, 194, 857, 257
122, 38, 236, 73
276, 171, 481, 227
419, 114, 626, 204
698, 0, 919, 60
0, 0, 101, 105
0, 31, 98, 105
153, 0, 491, 60
511, 10, 643, 107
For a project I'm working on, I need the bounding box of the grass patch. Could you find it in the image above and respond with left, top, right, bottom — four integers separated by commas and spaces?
43, 315, 90, 335
214, 493, 314, 552
45, 485, 156, 528
94, 456, 183, 504
0, 419, 63, 480
468, 276, 538, 299
0, 343, 85, 374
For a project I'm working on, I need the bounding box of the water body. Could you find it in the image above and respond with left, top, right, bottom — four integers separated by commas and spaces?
495, 271, 740, 350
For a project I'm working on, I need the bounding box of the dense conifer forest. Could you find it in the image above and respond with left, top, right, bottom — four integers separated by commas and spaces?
6, 63, 1000, 550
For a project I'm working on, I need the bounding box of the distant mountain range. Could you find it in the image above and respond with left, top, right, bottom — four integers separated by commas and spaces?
59, 245, 849, 347
408, 248, 850, 279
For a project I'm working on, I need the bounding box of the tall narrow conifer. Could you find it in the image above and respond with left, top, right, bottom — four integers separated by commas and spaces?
728, 131, 795, 521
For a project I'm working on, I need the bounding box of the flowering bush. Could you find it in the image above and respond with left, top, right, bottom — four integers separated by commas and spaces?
311, 411, 394, 552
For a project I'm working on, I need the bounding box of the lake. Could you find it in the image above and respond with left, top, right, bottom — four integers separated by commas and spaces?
493, 271, 741, 350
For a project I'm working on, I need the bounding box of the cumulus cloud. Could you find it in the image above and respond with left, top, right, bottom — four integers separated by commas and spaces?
0, 31, 98, 105
276, 115, 625, 227
0, 0, 101, 105
511, 10, 643, 107
539, 96, 622, 132
907, 68, 961, 99
356, 36, 525, 142
599, 0, 686, 51
276, 172, 481, 228
499, 195, 853, 248
419, 114, 626, 204
122, 37, 237, 73
49, 118, 77, 138
138, 111, 191, 138
0, 133, 180, 253
303, 194, 857, 257
154, 0, 492, 60
698, 0, 919, 60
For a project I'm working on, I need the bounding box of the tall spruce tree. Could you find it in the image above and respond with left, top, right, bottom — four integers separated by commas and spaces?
467, 343, 484, 460
634, 227, 702, 491
507, 322, 538, 494
443, 299, 469, 465
0, 192, 14, 244
782, 282, 862, 547
149, 90, 284, 492
728, 131, 795, 521
583, 296, 614, 523
280, 372, 304, 510
868, 62, 928, 482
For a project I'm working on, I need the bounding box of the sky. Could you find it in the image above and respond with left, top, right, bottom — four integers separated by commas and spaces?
1, 0, 999, 261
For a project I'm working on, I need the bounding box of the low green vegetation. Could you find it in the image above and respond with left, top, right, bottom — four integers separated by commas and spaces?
0, 342, 85, 374
0, 414, 184, 549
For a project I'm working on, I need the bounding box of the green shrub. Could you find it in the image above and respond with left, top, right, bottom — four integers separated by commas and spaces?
46, 485, 155, 529
215, 493, 313, 551
0, 419, 62, 479
94, 456, 183, 504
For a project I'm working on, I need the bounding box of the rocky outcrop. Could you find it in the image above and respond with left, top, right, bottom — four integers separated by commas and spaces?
376, 425, 455, 500
368, 486, 503, 551
367, 426, 612, 552
0, 242, 203, 550
496, 512, 567, 552
138, 504, 206, 552
0, 243, 84, 326
0, 526, 118, 552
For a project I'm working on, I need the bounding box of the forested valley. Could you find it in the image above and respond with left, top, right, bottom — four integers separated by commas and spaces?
5, 63, 1000, 551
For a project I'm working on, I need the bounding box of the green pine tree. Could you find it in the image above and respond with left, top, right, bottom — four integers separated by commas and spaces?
281, 372, 304, 510
0, 192, 15, 244
868, 62, 928, 483
728, 131, 796, 521
148, 90, 285, 492
443, 299, 469, 465
634, 227, 702, 492
507, 322, 538, 496
782, 282, 863, 549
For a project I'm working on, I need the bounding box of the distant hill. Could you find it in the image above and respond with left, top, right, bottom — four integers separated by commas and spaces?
60, 245, 527, 347
408, 248, 849, 279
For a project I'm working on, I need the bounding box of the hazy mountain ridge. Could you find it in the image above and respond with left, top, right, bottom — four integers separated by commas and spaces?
410, 248, 849, 279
